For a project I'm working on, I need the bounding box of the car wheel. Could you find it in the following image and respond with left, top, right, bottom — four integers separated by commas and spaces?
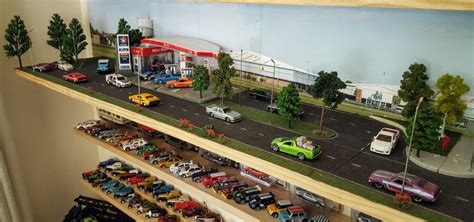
195, 179, 201, 183
225, 117, 231, 122
373, 182, 383, 189
412, 195, 423, 203
271, 144, 279, 152
128, 205, 132, 209
125, 147, 130, 151
271, 212, 278, 218
302, 219, 308, 222
152, 160, 158, 165
297, 153, 305, 160
160, 165, 166, 168
210, 113, 214, 118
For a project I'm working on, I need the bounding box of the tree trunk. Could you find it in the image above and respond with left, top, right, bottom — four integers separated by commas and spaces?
221, 95, 224, 105
200, 90, 203, 99
75, 53, 79, 64
288, 120, 291, 129
17, 55, 23, 68
416, 148, 420, 158
319, 106, 325, 135
442, 112, 447, 136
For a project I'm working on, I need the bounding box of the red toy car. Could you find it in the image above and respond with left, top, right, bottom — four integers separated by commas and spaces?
113, 135, 138, 147
368, 170, 441, 203
157, 215, 177, 222
63, 72, 88, 83
245, 167, 269, 180
82, 169, 101, 179
127, 174, 149, 185
33, 63, 54, 72
172, 200, 200, 213
137, 124, 162, 137
202, 172, 227, 188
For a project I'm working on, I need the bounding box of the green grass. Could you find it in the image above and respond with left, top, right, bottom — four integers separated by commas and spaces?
23, 68, 458, 222
220, 101, 336, 138
92, 44, 115, 58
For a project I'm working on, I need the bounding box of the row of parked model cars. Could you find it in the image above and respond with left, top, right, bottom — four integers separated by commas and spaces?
83, 159, 221, 222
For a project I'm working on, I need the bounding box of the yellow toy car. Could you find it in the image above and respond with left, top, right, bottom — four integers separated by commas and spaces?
158, 157, 182, 168
137, 176, 158, 187
267, 200, 294, 218
128, 93, 160, 106
157, 189, 181, 202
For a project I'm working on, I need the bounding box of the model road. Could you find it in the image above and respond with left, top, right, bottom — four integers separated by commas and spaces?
32, 58, 474, 220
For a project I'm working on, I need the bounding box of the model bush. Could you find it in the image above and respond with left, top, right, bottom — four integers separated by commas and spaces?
406, 104, 443, 157
211, 52, 236, 104
308, 71, 346, 134
398, 63, 434, 117
435, 74, 470, 133
277, 83, 303, 128
3, 15, 31, 68
192, 65, 210, 99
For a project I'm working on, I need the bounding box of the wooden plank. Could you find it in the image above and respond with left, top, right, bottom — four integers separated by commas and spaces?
18, 69, 423, 221
200, 0, 474, 11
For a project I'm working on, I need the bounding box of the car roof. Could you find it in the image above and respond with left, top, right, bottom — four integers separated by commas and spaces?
276, 199, 293, 206
287, 206, 305, 214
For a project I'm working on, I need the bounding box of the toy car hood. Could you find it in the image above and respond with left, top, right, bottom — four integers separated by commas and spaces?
370, 139, 391, 153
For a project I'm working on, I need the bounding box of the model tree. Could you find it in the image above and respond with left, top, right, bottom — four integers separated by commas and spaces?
63, 18, 88, 63
435, 74, 470, 133
117, 18, 143, 46
406, 104, 443, 157
47, 13, 67, 60
398, 63, 434, 117
3, 15, 31, 68
277, 84, 303, 128
211, 52, 236, 104
308, 71, 346, 134
192, 65, 210, 99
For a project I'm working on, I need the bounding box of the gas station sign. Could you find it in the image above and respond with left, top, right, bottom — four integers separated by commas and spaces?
116, 34, 131, 70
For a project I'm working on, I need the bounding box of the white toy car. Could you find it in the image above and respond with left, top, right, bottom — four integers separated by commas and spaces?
178, 164, 203, 178
106, 162, 123, 171
294, 187, 325, 207
106, 73, 132, 88
76, 120, 101, 130
370, 128, 400, 155
170, 160, 193, 174
55, 60, 74, 71
122, 138, 149, 151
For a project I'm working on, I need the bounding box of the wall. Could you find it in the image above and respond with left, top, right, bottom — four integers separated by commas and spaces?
0, 0, 99, 221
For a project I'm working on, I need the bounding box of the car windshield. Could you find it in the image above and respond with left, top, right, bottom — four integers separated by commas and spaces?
117, 76, 126, 80
222, 108, 231, 113
145, 95, 154, 99
376, 134, 391, 142
417, 178, 427, 187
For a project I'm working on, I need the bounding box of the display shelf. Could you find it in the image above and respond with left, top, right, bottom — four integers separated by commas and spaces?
18, 69, 425, 222
80, 179, 152, 222
74, 129, 261, 222
203, 0, 474, 11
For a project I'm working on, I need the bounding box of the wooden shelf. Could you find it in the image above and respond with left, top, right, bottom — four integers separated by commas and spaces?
18, 69, 423, 222
202, 0, 474, 11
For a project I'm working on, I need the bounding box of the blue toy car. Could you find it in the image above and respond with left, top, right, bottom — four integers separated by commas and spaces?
98, 159, 117, 168
153, 74, 181, 84
97, 129, 119, 140
139, 71, 160, 81
114, 186, 134, 198
97, 59, 110, 74
107, 183, 125, 194
100, 180, 119, 191
152, 185, 173, 198
278, 206, 308, 222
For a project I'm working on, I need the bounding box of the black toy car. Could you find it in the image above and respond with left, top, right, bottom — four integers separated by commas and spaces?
248, 192, 276, 210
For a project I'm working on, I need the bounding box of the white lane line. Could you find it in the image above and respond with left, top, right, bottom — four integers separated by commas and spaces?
326, 155, 336, 160
208, 117, 214, 120
350, 123, 356, 126
351, 163, 362, 168
308, 113, 314, 116
366, 130, 371, 134
258, 133, 265, 136
329, 117, 336, 121
194, 113, 199, 116
241, 128, 248, 131
182, 109, 188, 112
225, 122, 230, 125
455, 196, 469, 202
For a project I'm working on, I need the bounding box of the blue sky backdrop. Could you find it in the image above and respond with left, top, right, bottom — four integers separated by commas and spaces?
88, 0, 474, 94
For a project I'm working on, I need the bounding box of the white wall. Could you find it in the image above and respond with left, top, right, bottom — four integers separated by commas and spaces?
0, 0, 100, 221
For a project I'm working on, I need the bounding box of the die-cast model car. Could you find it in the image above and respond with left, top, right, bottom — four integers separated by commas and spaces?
129, 93, 160, 106
271, 136, 322, 160
63, 72, 88, 83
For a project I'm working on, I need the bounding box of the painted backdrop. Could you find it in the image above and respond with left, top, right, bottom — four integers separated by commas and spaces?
88, 0, 474, 94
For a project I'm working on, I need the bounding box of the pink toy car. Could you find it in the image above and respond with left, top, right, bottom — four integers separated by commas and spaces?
368, 170, 441, 203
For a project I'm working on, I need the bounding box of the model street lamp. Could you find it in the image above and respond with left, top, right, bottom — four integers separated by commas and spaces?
29, 29, 34, 71
269, 59, 276, 124
401, 97, 424, 194
239, 49, 243, 107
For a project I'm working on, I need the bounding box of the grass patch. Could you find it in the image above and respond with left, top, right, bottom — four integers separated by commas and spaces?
220, 101, 336, 138
92, 44, 115, 58
22, 68, 458, 222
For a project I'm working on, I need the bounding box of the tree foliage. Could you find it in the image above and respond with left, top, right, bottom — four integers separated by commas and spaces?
406, 104, 443, 155
308, 71, 346, 133
398, 63, 434, 117
117, 18, 131, 34
116, 18, 143, 46
211, 52, 236, 104
63, 18, 88, 63
435, 74, 470, 128
277, 84, 303, 128
47, 13, 67, 59
3, 15, 31, 68
192, 65, 210, 99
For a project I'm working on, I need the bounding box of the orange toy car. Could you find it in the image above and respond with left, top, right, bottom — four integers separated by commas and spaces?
165, 77, 192, 88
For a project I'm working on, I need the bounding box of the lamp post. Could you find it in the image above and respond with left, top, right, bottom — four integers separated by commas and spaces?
239, 49, 243, 106
269, 59, 276, 124
28, 29, 34, 71
401, 97, 424, 194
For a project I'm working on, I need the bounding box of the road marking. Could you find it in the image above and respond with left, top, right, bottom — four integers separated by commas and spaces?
241, 128, 248, 131
101, 83, 105, 86
366, 130, 371, 134
194, 113, 199, 116
169, 105, 175, 108
351, 163, 362, 168
326, 155, 336, 160
208, 117, 214, 120
350, 123, 356, 126
308, 113, 314, 116
258, 133, 265, 136
329, 117, 336, 121
455, 196, 469, 202
225, 122, 230, 125
182, 109, 188, 112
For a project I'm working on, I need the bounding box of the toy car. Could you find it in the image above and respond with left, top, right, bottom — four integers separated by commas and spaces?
97, 59, 110, 74
105, 182, 125, 194
201, 172, 227, 188
166, 195, 190, 208
368, 170, 441, 202
205, 104, 241, 123
201, 151, 238, 168
127, 173, 150, 185
139, 70, 159, 81
86, 172, 107, 183
142, 180, 166, 193
153, 73, 181, 84
114, 186, 134, 199
157, 215, 178, 222
105, 162, 124, 171
165, 77, 192, 88
129, 93, 160, 106
55, 60, 74, 71
249, 192, 276, 210
116, 169, 139, 179
173, 200, 200, 213
233, 185, 262, 204
245, 167, 269, 180
122, 138, 149, 151
136, 144, 157, 155
164, 135, 199, 151
295, 187, 325, 207
157, 189, 181, 202
145, 207, 167, 219
267, 200, 294, 218
137, 124, 162, 137
137, 201, 158, 214
128, 197, 145, 209
248, 89, 276, 102
152, 185, 173, 198
90, 175, 111, 187
76, 120, 101, 130
105, 132, 128, 143
271, 136, 322, 160
191, 168, 218, 183
169, 160, 193, 174
211, 177, 238, 194
106, 73, 132, 88
97, 129, 120, 140
33, 63, 54, 72
142, 149, 162, 161
182, 206, 207, 218
150, 151, 177, 165
278, 206, 308, 222
158, 157, 183, 169
120, 193, 139, 204
82, 169, 101, 179
194, 212, 221, 222
114, 135, 138, 147
221, 181, 248, 199
136, 176, 158, 187
178, 164, 203, 178
369, 128, 400, 155
63, 72, 88, 83
85, 126, 111, 136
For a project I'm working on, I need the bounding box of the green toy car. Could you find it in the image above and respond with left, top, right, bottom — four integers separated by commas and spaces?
271, 136, 322, 160
136, 144, 157, 156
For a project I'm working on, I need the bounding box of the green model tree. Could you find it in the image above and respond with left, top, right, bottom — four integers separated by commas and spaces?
47, 13, 67, 60
3, 15, 31, 68
308, 71, 346, 134
211, 52, 236, 104
192, 65, 210, 99
117, 18, 143, 46
406, 104, 443, 157
117, 18, 131, 34
277, 83, 303, 128
435, 74, 470, 133
398, 63, 434, 117
63, 18, 88, 63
